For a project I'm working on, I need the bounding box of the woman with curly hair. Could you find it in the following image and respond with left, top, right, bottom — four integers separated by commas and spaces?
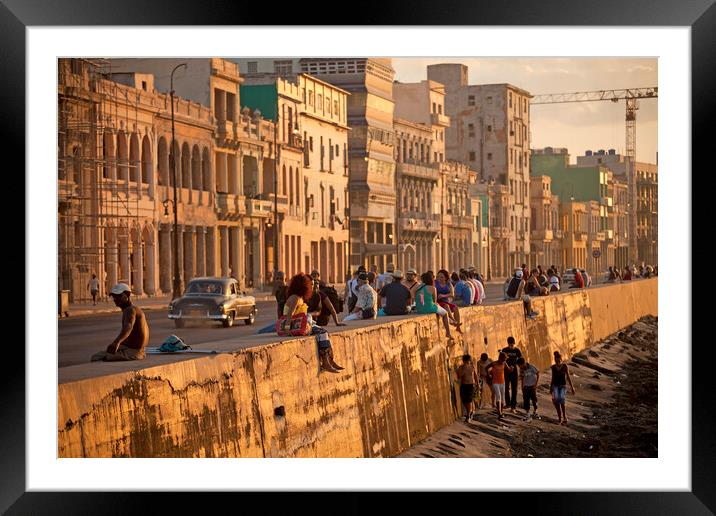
281, 273, 344, 373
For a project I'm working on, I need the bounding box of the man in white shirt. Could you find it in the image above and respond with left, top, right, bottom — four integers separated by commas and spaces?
87, 273, 100, 305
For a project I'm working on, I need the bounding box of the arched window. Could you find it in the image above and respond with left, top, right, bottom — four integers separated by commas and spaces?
181, 143, 191, 189
192, 145, 202, 191
202, 147, 211, 193
157, 137, 168, 186
141, 135, 152, 185
129, 133, 140, 183
116, 131, 128, 181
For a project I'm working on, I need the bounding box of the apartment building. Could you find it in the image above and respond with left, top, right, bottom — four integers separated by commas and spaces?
427, 64, 532, 276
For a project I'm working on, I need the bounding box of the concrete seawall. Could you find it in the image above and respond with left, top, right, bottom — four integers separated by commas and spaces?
58, 279, 657, 458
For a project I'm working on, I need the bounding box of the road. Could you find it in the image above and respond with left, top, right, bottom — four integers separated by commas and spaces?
57, 282, 542, 368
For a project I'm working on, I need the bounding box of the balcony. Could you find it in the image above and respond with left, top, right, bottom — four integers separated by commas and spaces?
257, 192, 289, 214
532, 229, 553, 241
573, 230, 587, 241
285, 133, 304, 151
491, 226, 511, 239
216, 193, 246, 218
431, 113, 450, 127
397, 161, 440, 182
449, 215, 473, 229
216, 120, 236, 142
594, 230, 607, 242
553, 229, 564, 239
245, 198, 273, 218
399, 214, 440, 232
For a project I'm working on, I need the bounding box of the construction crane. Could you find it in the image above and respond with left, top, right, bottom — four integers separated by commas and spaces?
530, 86, 658, 263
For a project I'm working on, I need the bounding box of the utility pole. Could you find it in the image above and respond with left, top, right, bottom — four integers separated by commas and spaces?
273, 92, 279, 286
170, 63, 187, 301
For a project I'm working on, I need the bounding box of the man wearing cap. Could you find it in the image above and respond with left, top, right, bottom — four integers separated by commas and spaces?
401, 268, 421, 306
505, 269, 539, 319
378, 270, 412, 315
90, 283, 149, 362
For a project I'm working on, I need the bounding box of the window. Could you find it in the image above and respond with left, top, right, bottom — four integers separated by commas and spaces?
318, 94, 323, 111
334, 100, 339, 116
247, 61, 258, 74
274, 60, 293, 77
438, 104, 442, 114
487, 153, 492, 160
487, 125, 492, 132
486, 96, 492, 104
468, 123, 475, 137
432, 102, 437, 113
468, 95, 475, 106
509, 92, 512, 108
308, 91, 314, 107
469, 151, 476, 161
141, 80, 147, 91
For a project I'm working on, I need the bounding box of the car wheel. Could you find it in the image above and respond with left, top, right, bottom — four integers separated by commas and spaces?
174, 319, 185, 329
244, 308, 256, 325
223, 312, 234, 328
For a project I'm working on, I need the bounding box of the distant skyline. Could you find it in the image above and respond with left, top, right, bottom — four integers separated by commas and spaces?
392, 58, 657, 164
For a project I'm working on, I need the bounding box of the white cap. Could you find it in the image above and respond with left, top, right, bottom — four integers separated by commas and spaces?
110, 283, 131, 295
515, 270, 524, 278
549, 276, 559, 284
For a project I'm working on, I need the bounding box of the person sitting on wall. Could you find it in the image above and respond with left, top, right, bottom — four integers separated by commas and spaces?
505, 269, 539, 319
378, 270, 412, 316
343, 273, 378, 321
90, 283, 149, 362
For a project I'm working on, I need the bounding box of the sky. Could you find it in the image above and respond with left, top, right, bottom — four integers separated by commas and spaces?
392, 58, 658, 164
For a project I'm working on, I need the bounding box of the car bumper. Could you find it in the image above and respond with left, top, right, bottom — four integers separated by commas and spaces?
168, 312, 228, 321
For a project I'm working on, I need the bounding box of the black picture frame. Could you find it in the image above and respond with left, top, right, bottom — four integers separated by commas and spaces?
4, 0, 711, 512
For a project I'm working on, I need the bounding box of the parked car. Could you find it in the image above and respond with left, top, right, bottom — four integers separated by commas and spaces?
561, 268, 592, 288
168, 277, 256, 328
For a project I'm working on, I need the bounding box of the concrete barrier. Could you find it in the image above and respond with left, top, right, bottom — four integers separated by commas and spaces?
58, 278, 657, 457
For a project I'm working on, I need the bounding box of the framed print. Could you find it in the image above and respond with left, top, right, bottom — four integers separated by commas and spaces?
4, 0, 713, 512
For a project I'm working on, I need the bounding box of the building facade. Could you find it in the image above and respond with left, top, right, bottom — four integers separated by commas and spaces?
531, 147, 615, 274
300, 58, 397, 273
529, 175, 562, 270
58, 58, 283, 304
427, 64, 532, 276
576, 149, 658, 266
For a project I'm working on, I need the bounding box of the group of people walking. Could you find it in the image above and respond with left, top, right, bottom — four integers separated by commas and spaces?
457, 337, 576, 426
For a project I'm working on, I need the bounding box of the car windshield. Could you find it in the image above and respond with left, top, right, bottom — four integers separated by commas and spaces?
185, 281, 225, 296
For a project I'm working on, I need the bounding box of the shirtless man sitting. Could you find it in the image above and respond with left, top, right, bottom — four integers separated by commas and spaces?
91, 283, 149, 362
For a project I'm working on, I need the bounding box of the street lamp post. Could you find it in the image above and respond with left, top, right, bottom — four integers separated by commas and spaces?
170, 63, 187, 301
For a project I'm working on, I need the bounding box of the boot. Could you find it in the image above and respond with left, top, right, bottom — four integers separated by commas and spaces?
328, 349, 345, 370
320, 353, 339, 373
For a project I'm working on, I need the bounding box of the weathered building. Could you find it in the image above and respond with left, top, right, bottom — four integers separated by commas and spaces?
239, 73, 351, 283
577, 149, 658, 266
58, 58, 224, 302
427, 64, 532, 276
108, 58, 276, 290
529, 175, 562, 270
300, 58, 397, 272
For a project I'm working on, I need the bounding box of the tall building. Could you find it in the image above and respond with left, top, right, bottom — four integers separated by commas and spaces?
577, 149, 658, 266
300, 58, 397, 272
428, 64, 532, 276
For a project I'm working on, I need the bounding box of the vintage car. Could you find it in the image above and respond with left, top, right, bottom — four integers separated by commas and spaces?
168, 277, 256, 328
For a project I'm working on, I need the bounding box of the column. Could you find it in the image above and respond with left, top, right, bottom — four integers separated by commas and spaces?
220, 226, 229, 276
119, 235, 130, 284
230, 226, 240, 284
237, 222, 245, 286
196, 227, 206, 277
105, 233, 118, 293
159, 225, 172, 293
206, 226, 217, 276
184, 226, 195, 282
145, 232, 157, 296
254, 227, 264, 289
175, 226, 184, 290
133, 239, 144, 296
